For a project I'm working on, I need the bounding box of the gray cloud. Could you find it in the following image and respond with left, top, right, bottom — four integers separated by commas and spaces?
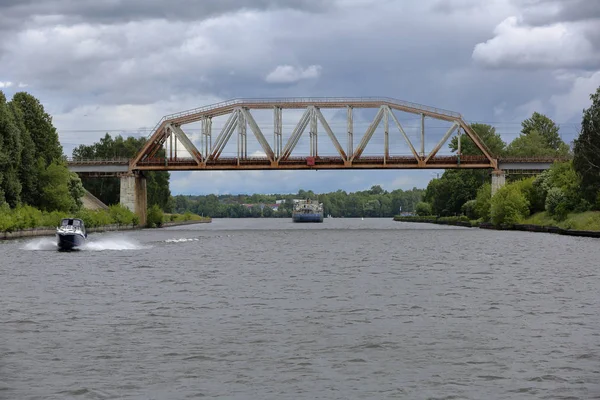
0, 0, 329, 24
517, 0, 600, 25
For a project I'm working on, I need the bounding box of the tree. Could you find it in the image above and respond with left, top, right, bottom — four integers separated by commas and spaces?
573, 86, 600, 204
0, 91, 23, 207
450, 123, 506, 157
8, 100, 36, 205
506, 130, 569, 157
39, 161, 76, 212
423, 169, 488, 216
10, 92, 63, 165
521, 112, 563, 151
68, 173, 86, 211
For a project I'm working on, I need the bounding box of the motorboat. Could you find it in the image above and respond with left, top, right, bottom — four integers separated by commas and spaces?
56, 218, 87, 250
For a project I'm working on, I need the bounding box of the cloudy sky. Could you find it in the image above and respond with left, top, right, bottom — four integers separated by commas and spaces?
1, 0, 599, 195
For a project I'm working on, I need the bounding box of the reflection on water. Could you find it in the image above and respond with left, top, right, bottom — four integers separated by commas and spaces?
2, 218, 599, 399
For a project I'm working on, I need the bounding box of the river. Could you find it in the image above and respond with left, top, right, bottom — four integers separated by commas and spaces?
1, 218, 599, 399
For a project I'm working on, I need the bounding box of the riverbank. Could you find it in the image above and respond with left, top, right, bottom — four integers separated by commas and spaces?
0, 218, 212, 240
393, 213, 600, 238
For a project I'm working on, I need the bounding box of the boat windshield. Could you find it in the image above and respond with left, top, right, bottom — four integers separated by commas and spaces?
60, 219, 83, 228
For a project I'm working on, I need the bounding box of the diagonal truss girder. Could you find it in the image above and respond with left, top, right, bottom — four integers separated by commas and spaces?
130, 98, 498, 170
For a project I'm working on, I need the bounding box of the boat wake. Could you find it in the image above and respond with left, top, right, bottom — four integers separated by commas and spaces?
22, 238, 57, 251
165, 237, 200, 243
22, 236, 149, 251
83, 238, 149, 251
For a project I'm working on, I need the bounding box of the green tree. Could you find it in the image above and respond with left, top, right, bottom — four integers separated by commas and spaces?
506, 130, 570, 157
573, 86, 600, 204
521, 112, 563, 151
423, 169, 487, 216
0, 91, 23, 207
39, 161, 76, 212
10, 92, 63, 165
68, 173, 86, 211
450, 123, 506, 156
8, 100, 36, 205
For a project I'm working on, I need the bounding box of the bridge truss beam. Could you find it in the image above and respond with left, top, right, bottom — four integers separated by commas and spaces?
130, 98, 499, 171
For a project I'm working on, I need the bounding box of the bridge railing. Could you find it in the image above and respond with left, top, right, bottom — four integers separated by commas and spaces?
144, 97, 463, 140
66, 157, 131, 164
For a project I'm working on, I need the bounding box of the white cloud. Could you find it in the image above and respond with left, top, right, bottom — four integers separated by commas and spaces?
472, 16, 600, 69
265, 64, 322, 83
550, 71, 600, 122
0, 81, 13, 88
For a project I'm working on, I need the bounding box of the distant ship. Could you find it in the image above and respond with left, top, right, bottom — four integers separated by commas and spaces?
292, 199, 324, 223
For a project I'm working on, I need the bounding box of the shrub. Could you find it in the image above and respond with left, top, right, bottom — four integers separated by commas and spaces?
474, 183, 491, 221
146, 204, 164, 228
461, 200, 477, 220
415, 201, 433, 216
108, 204, 136, 226
490, 184, 530, 226
545, 187, 568, 220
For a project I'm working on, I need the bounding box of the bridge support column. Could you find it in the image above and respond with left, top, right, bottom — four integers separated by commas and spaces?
120, 173, 147, 226
491, 170, 506, 196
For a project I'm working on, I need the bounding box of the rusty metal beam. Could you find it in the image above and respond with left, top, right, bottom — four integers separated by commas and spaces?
352, 106, 385, 160
388, 107, 419, 162
279, 108, 311, 161
424, 122, 459, 164
241, 108, 275, 162
167, 124, 203, 165
314, 107, 347, 161
211, 111, 238, 160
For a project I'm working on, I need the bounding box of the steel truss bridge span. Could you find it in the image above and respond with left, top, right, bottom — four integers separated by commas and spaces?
130, 97, 499, 171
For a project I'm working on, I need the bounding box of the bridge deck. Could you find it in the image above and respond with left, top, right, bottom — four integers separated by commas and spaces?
67, 156, 566, 173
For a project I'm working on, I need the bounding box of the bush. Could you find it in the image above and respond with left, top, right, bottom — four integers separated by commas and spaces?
461, 200, 477, 220
474, 183, 491, 221
415, 201, 433, 216
514, 177, 545, 214
490, 184, 530, 226
545, 187, 568, 220
108, 204, 136, 226
147, 204, 164, 228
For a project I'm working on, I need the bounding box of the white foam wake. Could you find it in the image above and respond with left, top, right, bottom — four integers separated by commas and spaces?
165, 238, 200, 243
83, 238, 149, 251
22, 238, 57, 251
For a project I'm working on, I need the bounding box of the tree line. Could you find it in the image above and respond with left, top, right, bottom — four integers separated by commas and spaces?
0, 91, 84, 212
417, 85, 600, 226
171, 186, 425, 218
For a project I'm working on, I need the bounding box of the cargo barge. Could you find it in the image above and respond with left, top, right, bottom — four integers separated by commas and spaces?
292, 199, 324, 223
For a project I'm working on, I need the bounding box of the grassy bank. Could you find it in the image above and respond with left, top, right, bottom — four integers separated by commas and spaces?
523, 211, 600, 231
394, 212, 600, 237
393, 215, 478, 227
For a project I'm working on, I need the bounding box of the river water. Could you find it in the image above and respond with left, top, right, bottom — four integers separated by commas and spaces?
1, 218, 599, 399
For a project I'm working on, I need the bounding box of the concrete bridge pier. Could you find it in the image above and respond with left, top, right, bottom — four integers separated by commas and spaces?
491, 170, 506, 196
120, 173, 147, 225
